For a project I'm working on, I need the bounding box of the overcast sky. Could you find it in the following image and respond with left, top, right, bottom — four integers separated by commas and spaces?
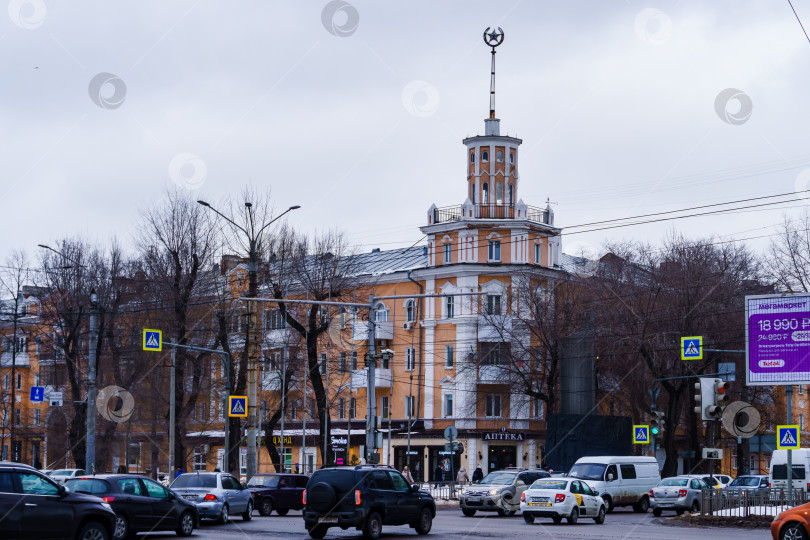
2, 0, 810, 263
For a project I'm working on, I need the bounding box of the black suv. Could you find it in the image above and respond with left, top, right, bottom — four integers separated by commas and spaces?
303, 465, 435, 539
0, 461, 116, 539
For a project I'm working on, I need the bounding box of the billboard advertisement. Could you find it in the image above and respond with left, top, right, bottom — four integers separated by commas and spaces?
746, 293, 810, 386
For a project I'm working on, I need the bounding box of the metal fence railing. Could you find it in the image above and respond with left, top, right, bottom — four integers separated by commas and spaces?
415, 480, 464, 500
700, 489, 810, 517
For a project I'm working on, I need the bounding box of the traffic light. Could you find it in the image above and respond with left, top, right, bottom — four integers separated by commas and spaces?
695, 377, 729, 421
706, 379, 730, 419
650, 411, 665, 437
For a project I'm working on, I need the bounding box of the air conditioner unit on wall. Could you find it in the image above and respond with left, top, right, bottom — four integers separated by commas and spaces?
403, 322, 414, 330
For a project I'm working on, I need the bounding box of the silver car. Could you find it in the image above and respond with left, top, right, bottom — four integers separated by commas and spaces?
649, 475, 707, 516
170, 472, 254, 523
459, 469, 551, 517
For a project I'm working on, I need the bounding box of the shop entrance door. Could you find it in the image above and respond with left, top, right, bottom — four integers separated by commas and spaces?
487, 446, 517, 472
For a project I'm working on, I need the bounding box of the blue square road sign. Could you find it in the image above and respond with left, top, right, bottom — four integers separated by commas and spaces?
30, 386, 44, 402
229, 396, 248, 418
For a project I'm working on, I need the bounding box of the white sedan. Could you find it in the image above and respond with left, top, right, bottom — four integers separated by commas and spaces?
520, 478, 607, 525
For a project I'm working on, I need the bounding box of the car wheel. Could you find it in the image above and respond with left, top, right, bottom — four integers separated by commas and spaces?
652, 508, 662, 517
690, 501, 699, 514
602, 495, 614, 513
567, 506, 578, 525
523, 514, 534, 524
242, 500, 253, 521
363, 511, 383, 540
276, 508, 289, 516
113, 515, 128, 540
782, 523, 810, 540
595, 506, 606, 525
462, 509, 476, 517
552, 516, 563, 524
219, 504, 230, 524
308, 524, 328, 539
259, 498, 274, 516
415, 507, 432, 535
496, 508, 506, 517
77, 521, 109, 540
633, 496, 649, 513
176, 511, 194, 537
676, 509, 684, 516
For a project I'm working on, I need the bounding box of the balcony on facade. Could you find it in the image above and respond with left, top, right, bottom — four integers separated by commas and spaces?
477, 315, 512, 342
350, 367, 393, 389
351, 320, 394, 341
430, 203, 551, 225
1, 352, 30, 367
478, 364, 510, 384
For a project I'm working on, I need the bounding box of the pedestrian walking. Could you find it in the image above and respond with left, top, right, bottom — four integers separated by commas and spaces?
434, 463, 444, 488
402, 465, 415, 485
456, 466, 469, 485
472, 466, 484, 483
174, 466, 184, 480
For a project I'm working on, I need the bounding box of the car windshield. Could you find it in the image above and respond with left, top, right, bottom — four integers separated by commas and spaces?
51, 470, 73, 476
730, 477, 761, 487
478, 472, 515, 485
65, 478, 108, 494
530, 480, 568, 490
658, 478, 688, 487
247, 476, 279, 488
567, 463, 606, 481
171, 474, 217, 489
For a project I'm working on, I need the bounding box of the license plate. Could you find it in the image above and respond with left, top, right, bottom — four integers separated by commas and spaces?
468, 497, 480, 502
183, 495, 197, 501
658, 504, 672, 508
317, 516, 338, 524
528, 503, 552, 507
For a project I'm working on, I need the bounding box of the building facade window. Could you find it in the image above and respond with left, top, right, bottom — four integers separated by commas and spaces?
268, 309, 285, 330
350, 397, 357, 419
405, 300, 415, 322
508, 184, 513, 205
445, 296, 455, 319
445, 345, 454, 368
533, 398, 544, 419
483, 182, 489, 204
443, 243, 452, 264
33, 408, 40, 426
496, 182, 503, 204
381, 353, 389, 370
2, 374, 7, 391
481, 343, 507, 365
339, 352, 347, 372
444, 394, 453, 417
193, 447, 206, 471
320, 353, 327, 374
488, 241, 501, 262
406, 348, 415, 371
485, 394, 501, 417
496, 150, 504, 163
405, 395, 415, 417
482, 150, 489, 162
351, 351, 358, 370
374, 302, 389, 322
15, 373, 21, 390
534, 243, 541, 264
381, 396, 389, 419
15, 409, 21, 426
510, 152, 515, 164
486, 295, 501, 315
470, 152, 475, 163
338, 398, 346, 419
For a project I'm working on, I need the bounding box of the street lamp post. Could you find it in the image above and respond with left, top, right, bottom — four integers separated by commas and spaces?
197, 200, 299, 480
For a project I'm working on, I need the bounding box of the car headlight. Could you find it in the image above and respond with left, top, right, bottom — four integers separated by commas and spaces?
489, 489, 499, 496
101, 502, 113, 512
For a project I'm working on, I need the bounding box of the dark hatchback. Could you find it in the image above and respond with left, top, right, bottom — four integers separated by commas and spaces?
0, 461, 116, 540
247, 473, 308, 516
66, 474, 199, 539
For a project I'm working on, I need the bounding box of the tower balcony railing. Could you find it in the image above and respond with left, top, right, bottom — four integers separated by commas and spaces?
431, 204, 551, 224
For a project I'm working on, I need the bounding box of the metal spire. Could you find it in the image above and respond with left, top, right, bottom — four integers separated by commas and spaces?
483, 27, 504, 119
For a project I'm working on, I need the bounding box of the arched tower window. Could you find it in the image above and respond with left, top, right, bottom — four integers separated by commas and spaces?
471, 184, 476, 204
497, 150, 504, 163
374, 302, 389, 322
482, 182, 489, 204
510, 152, 515, 164
470, 152, 475, 164
496, 182, 503, 204
405, 300, 415, 322
482, 150, 489, 162
508, 184, 513, 205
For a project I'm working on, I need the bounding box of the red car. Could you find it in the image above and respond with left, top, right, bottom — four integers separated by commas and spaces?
771, 502, 810, 540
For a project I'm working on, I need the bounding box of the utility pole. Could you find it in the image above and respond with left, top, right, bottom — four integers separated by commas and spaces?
787, 384, 794, 500
366, 295, 378, 464
197, 199, 300, 481
169, 340, 176, 475
85, 290, 98, 474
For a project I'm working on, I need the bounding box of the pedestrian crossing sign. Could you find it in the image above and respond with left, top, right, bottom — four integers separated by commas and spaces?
680, 336, 703, 360
229, 396, 248, 418
143, 329, 162, 352
633, 425, 650, 444
777, 425, 800, 450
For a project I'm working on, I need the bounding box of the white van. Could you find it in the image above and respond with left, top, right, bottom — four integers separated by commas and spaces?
567, 456, 661, 513
770, 449, 810, 491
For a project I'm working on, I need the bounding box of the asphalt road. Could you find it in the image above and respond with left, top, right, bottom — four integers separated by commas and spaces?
139, 507, 772, 539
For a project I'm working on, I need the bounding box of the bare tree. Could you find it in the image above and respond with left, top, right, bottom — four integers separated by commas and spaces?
770, 210, 810, 293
